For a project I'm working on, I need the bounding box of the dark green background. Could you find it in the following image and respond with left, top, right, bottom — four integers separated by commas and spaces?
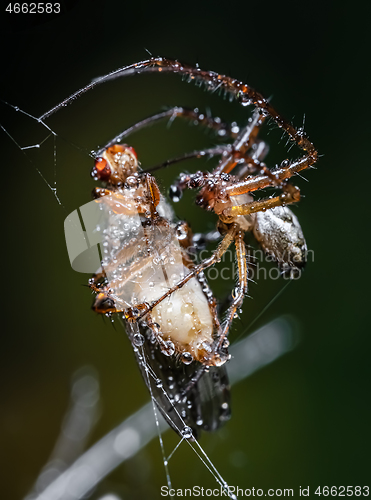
1, 1, 370, 499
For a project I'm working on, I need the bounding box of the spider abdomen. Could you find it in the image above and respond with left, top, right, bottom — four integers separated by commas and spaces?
253, 206, 307, 278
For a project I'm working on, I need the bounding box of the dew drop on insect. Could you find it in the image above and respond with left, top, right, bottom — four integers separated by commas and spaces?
181, 302, 193, 315
161, 341, 175, 356
126, 176, 137, 188
213, 355, 228, 367
133, 333, 145, 347
169, 185, 182, 203
196, 418, 203, 426
152, 322, 161, 334
181, 426, 193, 439
180, 352, 193, 365
155, 378, 163, 388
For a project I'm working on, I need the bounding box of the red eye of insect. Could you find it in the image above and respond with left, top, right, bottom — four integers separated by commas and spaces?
92, 157, 111, 181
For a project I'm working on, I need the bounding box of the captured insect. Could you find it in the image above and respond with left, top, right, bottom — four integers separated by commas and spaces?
87, 142, 231, 439
42, 57, 317, 440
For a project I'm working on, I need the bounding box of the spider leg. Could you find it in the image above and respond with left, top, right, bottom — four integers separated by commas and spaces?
94, 107, 237, 157
146, 145, 230, 174
148, 110, 266, 176
41, 57, 317, 177
215, 230, 248, 353
125, 58, 317, 167
212, 110, 266, 175
225, 140, 317, 196
168, 111, 269, 198
164, 111, 266, 180
221, 184, 301, 221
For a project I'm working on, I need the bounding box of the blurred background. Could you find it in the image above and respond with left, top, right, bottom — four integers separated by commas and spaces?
1, 1, 370, 499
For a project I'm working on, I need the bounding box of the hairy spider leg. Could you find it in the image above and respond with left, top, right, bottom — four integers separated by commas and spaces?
212, 110, 266, 175
94, 106, 238, 158
41, 57, 317, 174
218, 230, 248, 346
221, 186, 300, 221
163, 110, 269, 201
148, 110, 266, 177
146, 146, 231, 174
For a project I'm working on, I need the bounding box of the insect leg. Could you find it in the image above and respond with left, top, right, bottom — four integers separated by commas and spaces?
87, 269, 109, 294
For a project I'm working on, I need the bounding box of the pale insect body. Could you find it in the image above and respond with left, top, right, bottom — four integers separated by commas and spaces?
89, 144, 231, 438
91, 145, 221, 365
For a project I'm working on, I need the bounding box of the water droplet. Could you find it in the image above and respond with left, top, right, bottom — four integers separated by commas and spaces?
152, 323, 161, 334
181, 302, 193, 315
169, 185, 182, 203
181, 426, 193, 439
180, 352, 193, 365
133, 333, 144, 347
161, 341, 175, 356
